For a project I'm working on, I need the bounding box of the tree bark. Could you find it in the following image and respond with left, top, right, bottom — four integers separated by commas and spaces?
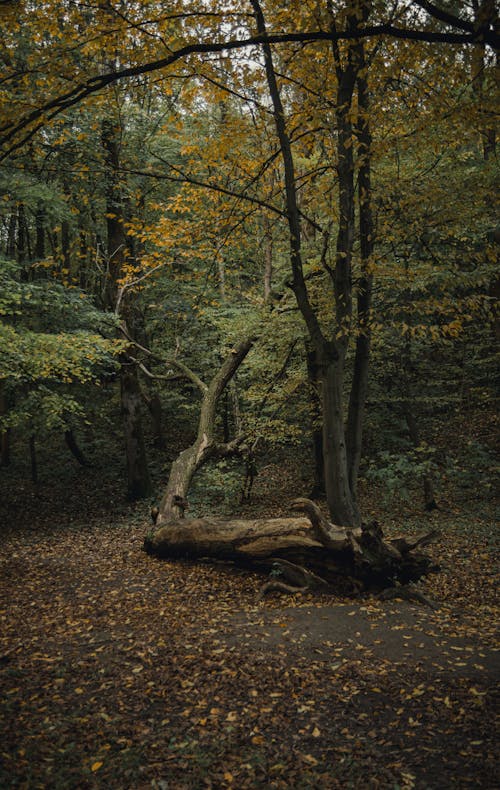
147, 391, 166, 450
347, 40, 374, 502
121, 358, 151, 500
146, 498, 439, 592
305, 343, 325, 497
101, 115, 151, 500
64, 428, 89, 467
251, 0, 375, 529
320, 351, 359, 527
155, 338, 254, 524
471, 0, 497, 160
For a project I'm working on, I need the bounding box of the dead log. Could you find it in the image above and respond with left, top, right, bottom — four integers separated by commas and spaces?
144, 498, 440, 592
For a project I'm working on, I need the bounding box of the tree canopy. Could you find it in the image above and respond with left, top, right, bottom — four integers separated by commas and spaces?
0, 0, 497, 515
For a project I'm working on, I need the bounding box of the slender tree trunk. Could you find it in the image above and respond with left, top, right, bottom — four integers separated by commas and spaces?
121, 359, 151, 500
17, 203, 27, 266
251, 0, 362, 527
216, 242, 241, 441
35, 203, 45, 260
400, 319, 438, 511
64, 428, 89, 467
263, 212, 273, 303
29, 432, 37, 484
6, 212, 16, 258
403, 404, 438, 511
347, 41, 374, 501
305, 343, 325, 496
101, 116, 151, 500
61, 218, 71, 274
401, 333, 438, 511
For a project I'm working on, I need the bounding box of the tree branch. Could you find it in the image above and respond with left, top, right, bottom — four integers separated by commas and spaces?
1, 24, 497, 159
411, 1, 476, 34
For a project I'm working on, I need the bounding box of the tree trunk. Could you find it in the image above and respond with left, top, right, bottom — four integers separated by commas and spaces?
346, 47, 374, 500
305, 343, 324, 497
251, 0, 372, 529
101, 115, 151, 499
29, 432, 37, 484
403, 404, 438, 512
35, 203, 45, 261
6, 212, 16, 259
121, 359, 151, 500
263, 212, 273, 303
147, 391, 166, 450
320, 353, 360, 527
146, 498, 439, 592
155, 338, 254, 524
64, 428, 89, 467
471, 0, 497, 159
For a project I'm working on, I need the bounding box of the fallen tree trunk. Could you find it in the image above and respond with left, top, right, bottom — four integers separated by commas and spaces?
145, 498, 440, 592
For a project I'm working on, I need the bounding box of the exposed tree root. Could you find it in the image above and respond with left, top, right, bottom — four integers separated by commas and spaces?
257, 581, 307, 602
378, 585, 439, 610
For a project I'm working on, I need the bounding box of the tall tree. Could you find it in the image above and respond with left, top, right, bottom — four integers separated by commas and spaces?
249, 0, 374, 526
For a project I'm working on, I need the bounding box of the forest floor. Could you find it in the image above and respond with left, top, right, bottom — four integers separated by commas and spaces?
0, 456, 498, 789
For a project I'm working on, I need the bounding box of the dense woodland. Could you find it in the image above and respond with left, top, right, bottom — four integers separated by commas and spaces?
1, 0, 498, 520
0, 2, 498, 787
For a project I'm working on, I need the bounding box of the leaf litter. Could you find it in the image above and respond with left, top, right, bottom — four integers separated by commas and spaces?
0, 471, 498, 789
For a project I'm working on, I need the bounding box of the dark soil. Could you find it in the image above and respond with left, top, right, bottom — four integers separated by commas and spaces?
0, 458, 498, 789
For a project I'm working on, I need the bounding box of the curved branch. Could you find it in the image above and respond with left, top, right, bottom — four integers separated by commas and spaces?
411, 1, 476, 34
1, 25, 497, 159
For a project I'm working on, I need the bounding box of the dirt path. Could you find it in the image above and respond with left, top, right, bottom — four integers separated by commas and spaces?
0, 515, 498, 789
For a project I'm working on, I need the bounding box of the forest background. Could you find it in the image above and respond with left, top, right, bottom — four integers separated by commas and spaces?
0, 2, 499, 789
0, 1, 498, 522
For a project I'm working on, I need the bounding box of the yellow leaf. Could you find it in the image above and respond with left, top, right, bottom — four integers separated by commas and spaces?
91, 762, 103, 772
312, 726, 321, 737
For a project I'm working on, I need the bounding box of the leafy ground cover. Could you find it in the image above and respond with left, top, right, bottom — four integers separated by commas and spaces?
0, 459, 498, 789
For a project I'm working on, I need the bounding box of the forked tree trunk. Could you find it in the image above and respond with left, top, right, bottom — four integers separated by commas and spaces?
252, 0, 373, 530
155, 338, 254, 524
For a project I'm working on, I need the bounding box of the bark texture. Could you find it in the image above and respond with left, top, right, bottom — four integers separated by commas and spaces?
155, 339, 254, 523
145, 498, 439, 592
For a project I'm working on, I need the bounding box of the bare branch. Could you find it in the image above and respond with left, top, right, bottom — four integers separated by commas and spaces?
119, 323, 207, 392
115, 262, 166, 315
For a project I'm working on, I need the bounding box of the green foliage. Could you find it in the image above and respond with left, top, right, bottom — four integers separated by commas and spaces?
366, 446, 439, 504
191, 458, 245, 516
0, 259, 123, 436
446, 440, 499, 498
